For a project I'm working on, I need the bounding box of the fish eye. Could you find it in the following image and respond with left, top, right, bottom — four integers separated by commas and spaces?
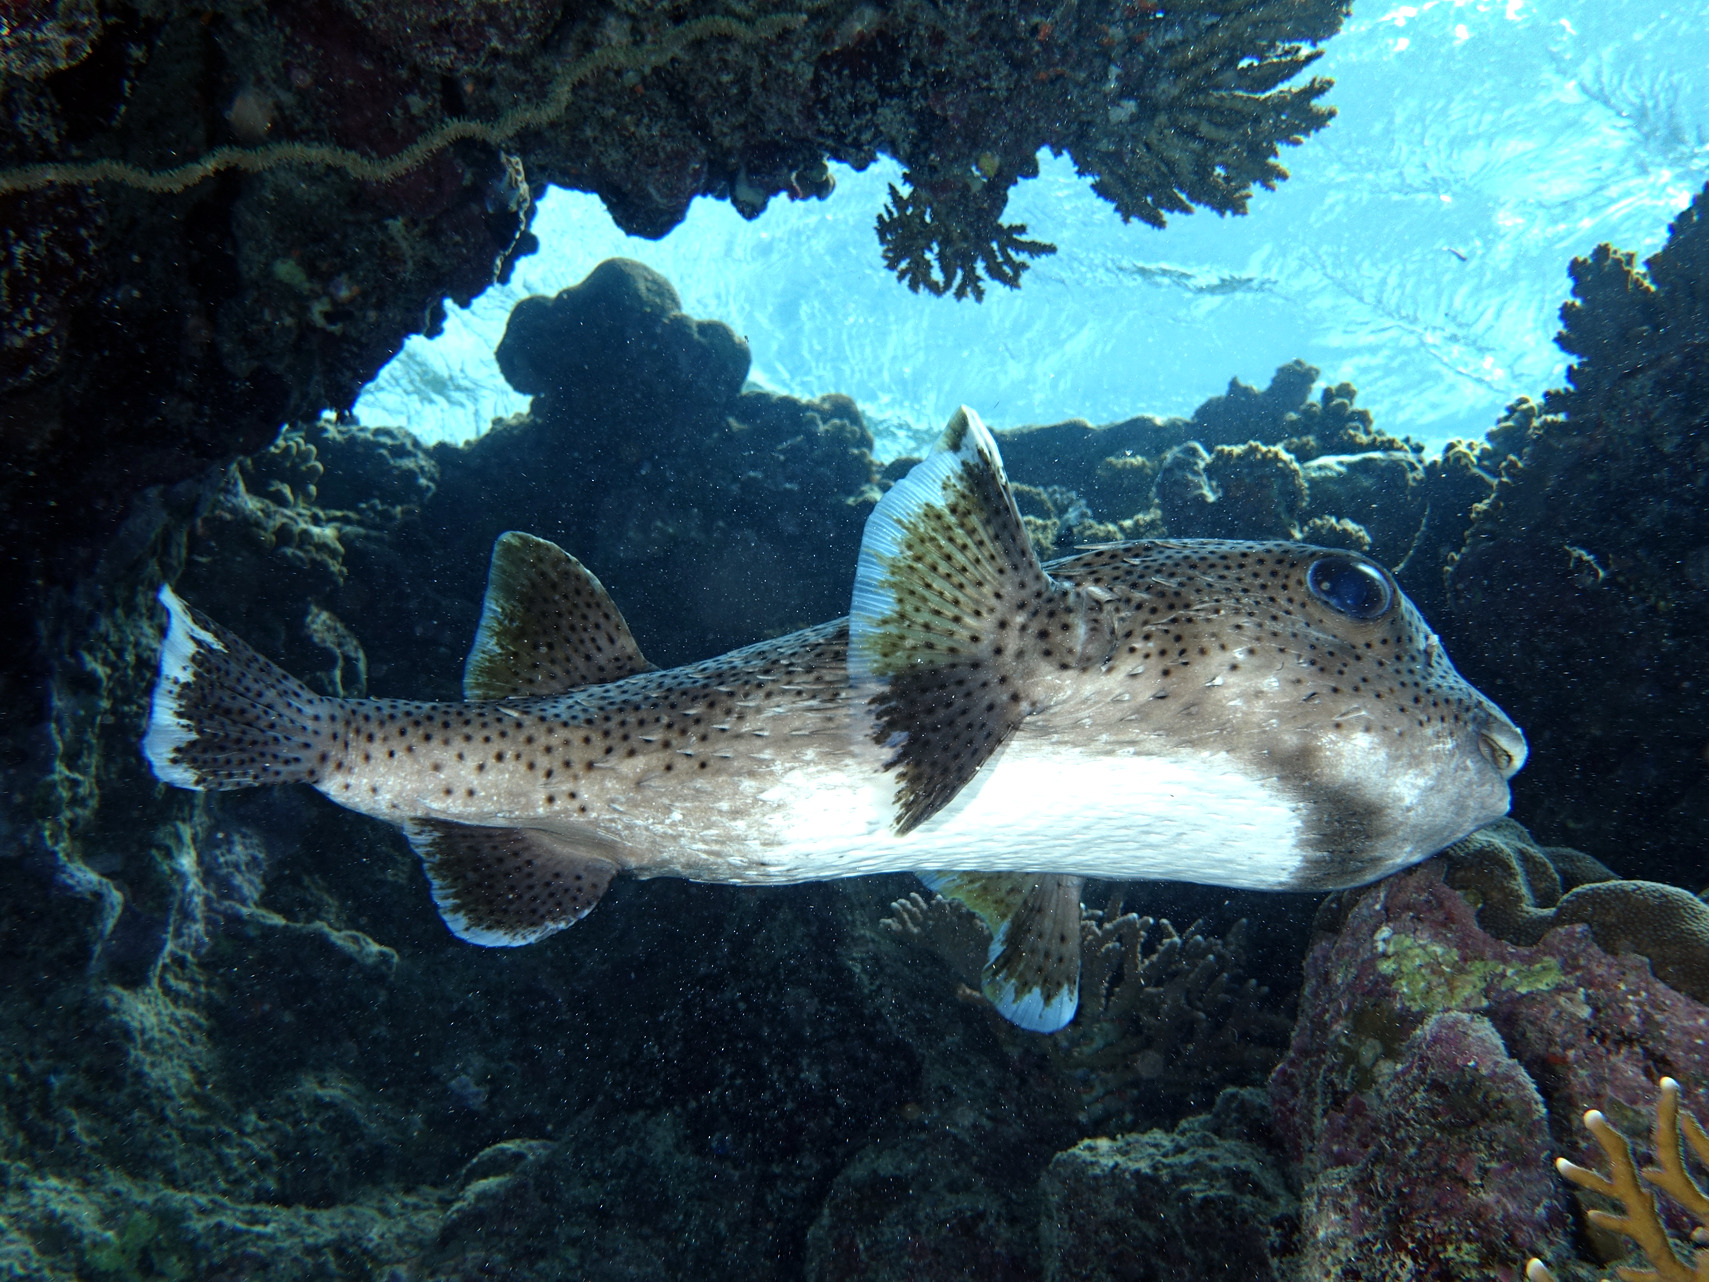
1306, 557, 1393, 620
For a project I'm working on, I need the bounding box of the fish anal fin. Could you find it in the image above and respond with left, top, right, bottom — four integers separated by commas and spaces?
921, 871, 1083, 1033
851, 408, 1058, 833
464, 531, 653, 700
404, 819, 617, 946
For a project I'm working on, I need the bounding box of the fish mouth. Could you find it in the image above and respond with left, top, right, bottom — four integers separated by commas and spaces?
1477, 715, 1528, 780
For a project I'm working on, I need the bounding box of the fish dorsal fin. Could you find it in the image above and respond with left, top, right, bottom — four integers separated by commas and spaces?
920, 872, 1084, 1033
850, 407, 1055, 833
403, 819, 618, 946
464, 532, 654, 700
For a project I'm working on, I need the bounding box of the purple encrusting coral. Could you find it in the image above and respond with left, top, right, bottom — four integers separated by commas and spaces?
1271, 859, 1709, 1279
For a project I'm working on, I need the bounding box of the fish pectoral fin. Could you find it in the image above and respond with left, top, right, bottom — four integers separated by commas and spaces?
850, 408, 1056, 834
463, 531, 654, 699
920, 871, 1083, 1033
404, 819, 617, 946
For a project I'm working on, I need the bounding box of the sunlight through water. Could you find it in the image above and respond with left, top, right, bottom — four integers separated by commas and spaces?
354, 0, 1709, 457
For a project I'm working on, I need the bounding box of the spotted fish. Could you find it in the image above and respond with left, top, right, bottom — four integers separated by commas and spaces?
144, 409, 1525, 1032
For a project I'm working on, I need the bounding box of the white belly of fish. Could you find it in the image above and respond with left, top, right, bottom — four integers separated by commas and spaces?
726, 744, 1311, 889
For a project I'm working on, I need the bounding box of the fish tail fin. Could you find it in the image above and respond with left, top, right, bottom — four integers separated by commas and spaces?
920, 871, 1085, 1033
143, 585, 336, 791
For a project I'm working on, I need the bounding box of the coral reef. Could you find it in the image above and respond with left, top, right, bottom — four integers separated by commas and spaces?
1442, 180, 1709, 887
1439, 820, 1709, 1004
9, 182, 1709, 1275
495, 257, 750, 421
882, 888, 1293, 1133
982, 361, 1490, 589
1270, 840, 1709, 1280
0, 0, 1353, 730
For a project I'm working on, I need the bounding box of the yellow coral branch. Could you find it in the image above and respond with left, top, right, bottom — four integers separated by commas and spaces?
1644, 1079, 1709, 1245
0, 13, 805, 196
1533, 1077, 1709, 1282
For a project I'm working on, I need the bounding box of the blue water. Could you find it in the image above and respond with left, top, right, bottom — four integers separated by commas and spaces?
354, 0, 1709, 458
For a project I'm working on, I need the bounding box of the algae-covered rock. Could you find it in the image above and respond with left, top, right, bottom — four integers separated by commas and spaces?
1287, 1010, 1558, 1282
1271, 852, 1709, 1280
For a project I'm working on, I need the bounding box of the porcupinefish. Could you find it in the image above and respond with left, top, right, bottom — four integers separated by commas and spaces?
144, 409, 1525, 1032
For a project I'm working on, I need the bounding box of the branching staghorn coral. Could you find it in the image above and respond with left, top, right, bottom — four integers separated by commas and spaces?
0, 13, 806, 195
882, 887, 1287, 1127
1527, 1077, 1709, 1282
881, 890, 989, 994
1074, 0, 1341, 229
1053, 905, 1288, 1130
877, 174, 1056, 301
870, 0, 1344, 299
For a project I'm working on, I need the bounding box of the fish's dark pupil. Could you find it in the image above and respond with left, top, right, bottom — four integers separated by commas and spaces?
1307, 557, 1392, 620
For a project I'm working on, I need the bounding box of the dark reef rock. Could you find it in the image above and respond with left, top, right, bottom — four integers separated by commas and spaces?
495, 258, 751, 419
1270, 851, 1709, 1280
988, 361, 1482, 603
805, 1129, 1047, 1282
1039, 1087, 1298, 1282
1441, 182, 1709, 888
0, 0, 1351, 719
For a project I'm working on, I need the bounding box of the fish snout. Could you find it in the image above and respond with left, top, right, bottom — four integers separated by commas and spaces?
1476, 709, 1527, 780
